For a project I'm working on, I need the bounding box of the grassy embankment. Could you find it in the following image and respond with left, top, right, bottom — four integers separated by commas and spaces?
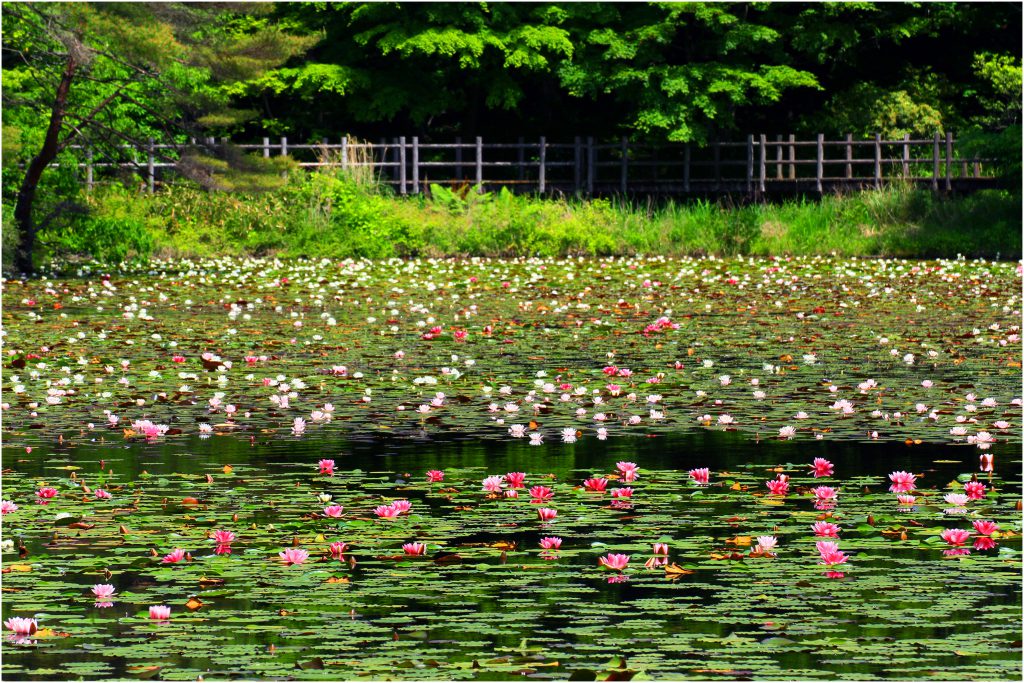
13, 170, 1023, 268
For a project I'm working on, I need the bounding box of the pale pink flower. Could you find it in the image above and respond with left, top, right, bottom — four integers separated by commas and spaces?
482, 475, 505, 493
539, 537, 562, 549
754, 536, 778, 555
278, 548, 309, 565
94, 489, 111, 499
652, 542, 669, 555
1, 500, 18, 514
329, 541, 349, 558
391, 500, 411, 514
778, 426, 796, 439
888, 471, 916, 493
374, 505, 400, 519
897, 494, 916, 508
323, 505, 344, 518
812, 486, 838, 503
616, 462, 639, 482
402, 542, 427, 556
4, 617, 37, 635
91, 584, 116, 599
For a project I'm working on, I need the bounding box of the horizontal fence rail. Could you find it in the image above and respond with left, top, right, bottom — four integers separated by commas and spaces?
59, 133, 999, 197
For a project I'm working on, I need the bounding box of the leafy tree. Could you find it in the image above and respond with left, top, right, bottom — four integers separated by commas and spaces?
1, 2, 312, 273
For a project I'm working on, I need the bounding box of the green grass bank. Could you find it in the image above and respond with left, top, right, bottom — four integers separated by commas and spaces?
13, 173, 1023, 268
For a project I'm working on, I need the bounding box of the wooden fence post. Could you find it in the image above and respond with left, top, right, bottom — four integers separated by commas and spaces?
620, 137, 628, 195
517, 136, 525, 183
874, 134, 882, 189
932, 131, 940, 191
281, 136, 288, 157
540, 136, 548, 193
758, 134, 767, 195
945, 132, 953, 191
973, 155, 980, 178
574, 136, 582, 194
86, 148, 94, 192
475, 136, 483, 192
788, 134, 796, 180
147, 137, 155, 193
538, 136, 546, 194
263, 137, 270, 158
746, 134, 754, 195
816, 133, 824, 194
775, 134, 783, 179
341, 136, 348, 172
902, 134, 910, 177
398, 136, 407, 195
683, 143, 691, 193
412, 136, 419, 194
455, 136, 463, 181
586, 136, 595, 196
845, 133, 853, 179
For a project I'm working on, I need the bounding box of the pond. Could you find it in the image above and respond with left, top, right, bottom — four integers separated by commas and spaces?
1, 255, 1021, 680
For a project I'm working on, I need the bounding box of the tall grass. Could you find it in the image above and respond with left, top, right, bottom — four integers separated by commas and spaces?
26, 171, 1023, 268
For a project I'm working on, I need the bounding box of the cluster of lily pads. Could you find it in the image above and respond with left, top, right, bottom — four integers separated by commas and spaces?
1, 255, 1020, 679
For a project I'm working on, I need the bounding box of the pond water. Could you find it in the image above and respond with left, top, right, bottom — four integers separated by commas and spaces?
1, 256, 1021, 680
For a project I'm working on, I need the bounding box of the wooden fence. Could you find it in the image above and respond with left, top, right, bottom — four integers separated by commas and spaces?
71, 133, 999, 197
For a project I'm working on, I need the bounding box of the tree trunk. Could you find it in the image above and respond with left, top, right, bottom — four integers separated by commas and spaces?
13, 54, 77, 275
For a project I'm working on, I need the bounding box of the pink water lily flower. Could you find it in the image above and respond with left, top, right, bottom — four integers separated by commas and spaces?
148, 605, 171, 620
212, 530, 235, 545
402, 542, 427, 556
36, 487, 58, 499
598, 553, 630, 571
1, 500, 18, 514
812, 521, 841, 537
391, 500, 411, 515
688, 468, 710, 486
754, 536, 778, 556
897, 494, 916, 508
765, 478, 789, 496
426, 470, 444, 483
979, 454, 994, 472
529, 485, 553, 502
583, 478, 608, 492
323, 505, 344, 518
611, 487, 633, 498
810, 458, 834, 478
374, 505, 400, 519
816, 541, 849, 566
812, 486, 838, 503
329, 541, 349, 558
539, 537, 563, 550
318, 459, 335, 476
505, 472, 526, 489
161, 548, 186, 564
537, 507, 558, 522
5, 618, 38, 635
482, 475, 505, 493
964, 481, 986, 500
279, 548, 309, 565
888, 471, 916, 493
973, 536, 997, 551
652, 542, 669, 555
94, 489, 112, 499
973, 520, 999, 536
941, 529, 971, 546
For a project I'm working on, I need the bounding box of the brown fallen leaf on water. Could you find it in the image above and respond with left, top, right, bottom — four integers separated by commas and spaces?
223, 465, 233, 474
185, 597, 204, 610
198, 576, 225, 587
181, 497, 199, 505
324, 577, 350, 584
665, 563, 695, 578
726, 536, 752, 546
68, 522, 95, 530
2, 564, 32, 573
